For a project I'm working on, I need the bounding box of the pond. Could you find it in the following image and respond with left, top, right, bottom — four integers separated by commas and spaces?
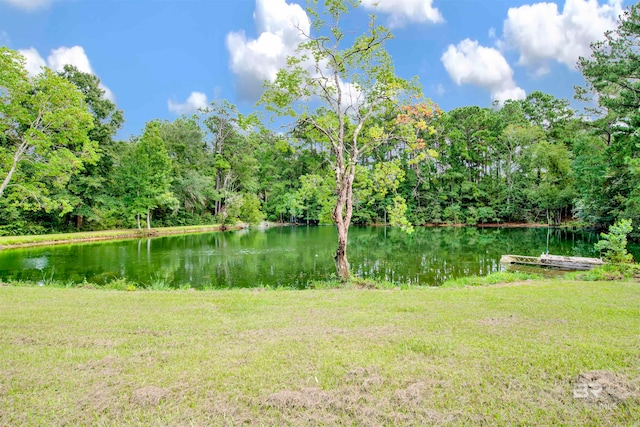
0, 226, 630, 288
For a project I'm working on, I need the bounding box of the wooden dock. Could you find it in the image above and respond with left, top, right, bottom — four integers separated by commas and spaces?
500, 254, 604, 271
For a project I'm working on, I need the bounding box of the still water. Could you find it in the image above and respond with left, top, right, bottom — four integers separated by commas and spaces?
0, 226, 627, 288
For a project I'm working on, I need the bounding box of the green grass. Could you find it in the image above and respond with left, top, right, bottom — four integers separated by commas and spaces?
5, 275, 402, 291
565, 263, 640, 281
306, 276, 399, 290
0, 224, 227, 247
1, 281, 638, 425
441, 271, 544, 287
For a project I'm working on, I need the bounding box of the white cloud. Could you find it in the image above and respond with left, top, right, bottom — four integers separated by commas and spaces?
360, 0, 443, 27
168, 92, 209, 115
228, 0, 407, 111
17, 45, 115, 102
436, 84, 446, 96
18, 47, 46, 76
47, 46, 93, 74
100, 86, 115, 103
1, 0, 50, 11
48, 46, 115, 102
226, 0, 309, 102
503, 0, 622, 74
441, 39, 526, 103
492, 86, 527, 104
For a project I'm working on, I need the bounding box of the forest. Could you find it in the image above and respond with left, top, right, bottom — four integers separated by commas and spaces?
1, 4, 639, 238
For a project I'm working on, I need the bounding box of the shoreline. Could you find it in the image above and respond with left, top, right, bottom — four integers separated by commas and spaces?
0, 222, 587, 251
420, 222, 580, 228
0, 224, 246, 251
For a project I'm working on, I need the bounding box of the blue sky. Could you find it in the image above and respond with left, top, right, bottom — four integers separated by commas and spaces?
0, 0, 630, 138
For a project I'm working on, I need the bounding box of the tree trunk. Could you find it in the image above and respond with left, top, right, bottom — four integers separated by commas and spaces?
334, 220, 350, 280
146, 211, 151, 230
0, 141, 28, 198
136, 214, 141, 231
215, 172, 222, 215
76, 214, 83, 230
332, 158, 355, 280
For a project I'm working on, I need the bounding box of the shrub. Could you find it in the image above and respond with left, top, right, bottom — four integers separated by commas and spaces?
594, 219, 634, 263
565, 263, 640, 281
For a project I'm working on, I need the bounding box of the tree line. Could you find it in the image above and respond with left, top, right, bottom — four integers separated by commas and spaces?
1, 4, 638, 240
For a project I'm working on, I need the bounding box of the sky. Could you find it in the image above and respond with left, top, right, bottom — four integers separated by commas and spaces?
0, 0, 631, 139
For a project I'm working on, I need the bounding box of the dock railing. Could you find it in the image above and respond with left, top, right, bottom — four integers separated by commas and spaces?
500, 254, 604, 271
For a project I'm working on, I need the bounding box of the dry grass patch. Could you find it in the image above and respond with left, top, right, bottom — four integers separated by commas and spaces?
573, 371, 637, 405
131, 386, 170, 406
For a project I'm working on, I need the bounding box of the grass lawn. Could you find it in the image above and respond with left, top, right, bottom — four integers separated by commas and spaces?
0, 281, 638, 425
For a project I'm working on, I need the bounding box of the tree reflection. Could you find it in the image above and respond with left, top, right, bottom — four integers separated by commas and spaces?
0, 226, 618, 288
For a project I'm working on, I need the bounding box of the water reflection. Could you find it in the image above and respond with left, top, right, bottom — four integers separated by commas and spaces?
0, 226, 632, 288
22, 256, 49, 271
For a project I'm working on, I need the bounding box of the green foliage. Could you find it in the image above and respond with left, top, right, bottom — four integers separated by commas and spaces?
2, 11, 639, 237
201, 100, 261, 218
594, 219, 634, 263
575, 4, 640, 226
577, 4, 640, 131
226, 193, 265, 224
116, 121, 177, 229
388, 196, 413, 233
260, 0, 426, 278
443, 204, 463, 224
56, 65, 124, 230
564, 263, 640, 281
297, 173, 334, 224
104, 277, 138, 291
0, 48, 96, 213
238, 193, 265, 224
58, 64, 123, 149
477, 206, 498, 224
571, 135, 608, 224
532, 140, 574, 225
